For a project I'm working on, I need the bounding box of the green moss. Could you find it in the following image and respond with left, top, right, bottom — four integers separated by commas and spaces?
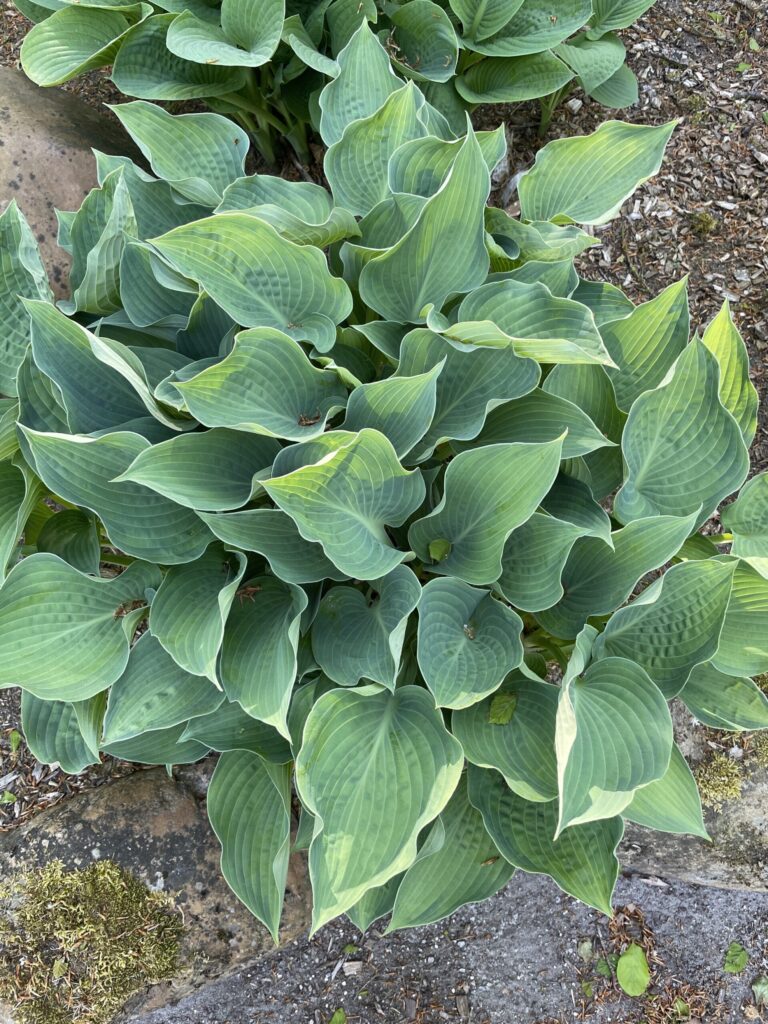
0, 860, 183, 1024
751, 731, 768, 769
689, 209, 718, 238
694, 753, 743, 810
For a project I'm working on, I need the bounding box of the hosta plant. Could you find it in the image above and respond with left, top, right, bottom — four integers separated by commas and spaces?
16, 0, 655, 161
2, 34, 768, 939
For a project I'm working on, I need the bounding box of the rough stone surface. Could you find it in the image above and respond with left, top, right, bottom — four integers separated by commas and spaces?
0, 68, 137, 298
0, 762, 311, 1020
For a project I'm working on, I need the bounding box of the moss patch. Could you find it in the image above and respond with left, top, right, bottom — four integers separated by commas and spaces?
0, 860, 183, 1024
694, 753, 743, 810
750, 731, 768, 769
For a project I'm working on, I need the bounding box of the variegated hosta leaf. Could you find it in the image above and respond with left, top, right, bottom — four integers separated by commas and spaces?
388, 127, 506, 198
467, 765, 621, 916
220, 575, 307, 737
342, 364, 441, 458
623, 743, 708, 838
702, 300, 759, 446
295, 685, 463, 932
599, 277, 689, 411
681, 662, 768, 732
149, 543, 246, 683
712, 558, 768, 677
466, 0, 593, 57
101, 722, 209, 764
207, 750, 292, 941
540, 472, 613, 544
152, 215, 353, 351
0, 202, 52, 397
555, 32, 625, 97
723, 473, 768, 558
456, 51, 574, 104
21, 428, 214, 564
588, 0, 657, 36
534, 512, 697, 639
181, 700, 292, 762
449, 0, 525, 42
21, 692, 101, 775
451, 672, 558, 801
359, 128, 490, 323
615, 340, 749, 527
417, 578, 523, 708
555, 656, 673, 832
594, 558, 737, 698
112, 101, 248, 205
35, 508, 101, 575
263, 429, 426, 581
0, 457, 43, 580
103, 632, 222, 743
518, 119, 676, 224
409, 437, 564, 585
387, 775, 513, 931
442, 280, 614, 366
0, 555, 160, 700
312, 566, 421, 688
387, 0, 459, 83
498, 513, 588, 612
166, 0, 284, 68
172, 328, 348, 440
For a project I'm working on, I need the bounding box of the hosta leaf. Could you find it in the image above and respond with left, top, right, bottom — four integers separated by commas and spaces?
615, 340, 749, 527
101, 722, 209, 764
588, 62, 638, 107
319, 20, 401, 146
149, 543, 246, 683
0, 458, 43, 580
535, 513, 696, 639
197, 509, 347, 584
0, 555, 160, 700
103, 633, 222, 743
20, 4, 148, 86
555, 32, 625, 95
449, 0, 525, 42
518, 120, 676, 225
417, 578, 523, 709
172, 329, 347, 440
588, 0, 656, 36
312, 566, 421, 689
599, 277, 689, 411
0, 202, 52, 397
446, 280, 614, 366
498, 513, 588, 612
325, 83, 427, 216
295, 684, 463, 931
220, 575, 307, 737
36, 508, 100, 575
387, 0, 458, 83
181, 700, 292, 762
116, 430, 279, 510
681, 662, 768, 731
20, 693, 100, 774
397, 328, 539, 460
152, 215, 353, 352
452, 673, 558, 801
119, 240, 196, 327
207, 751, 292, 942
347, 875, 402, 932
540, 473, 612, 545
456, 51, 574, 104
555, 657, 672, 831
623, 744, 707, 838
177, 292, 236, 361
456, 389, 614, 459
282, 14, 340, 77
467, 0, 592, 56
111, 14, 248, 100
387, 776, 513, 931
571, 278, 635, 326
26, 300, 148, 432
388, 127, 506, 199
408, 437, 563, 585
723, 473, 768, 558
112, 101, 248, 206
467, 765, 621, 915
72, 692, 107, 762
485, 210, 596, 267
0, 401, 19, 462
16, 350, 69, 436
22, 429, 213, 564
342, 364, 441, 458
359, 129, 490, 323
166, 0, 284, 67
702, 300, 758, 446
712, 558, 768, 677
263, 429, 425, 581
594, 559, 737, 697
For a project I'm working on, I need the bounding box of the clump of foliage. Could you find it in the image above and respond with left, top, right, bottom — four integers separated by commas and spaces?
0, 861, 182, 1024
1, 24, 768, 942
693, 754, 743, 810
16, 0, 656, 161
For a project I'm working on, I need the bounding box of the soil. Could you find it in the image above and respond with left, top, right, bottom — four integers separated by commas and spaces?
1, 0, 767, 1020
